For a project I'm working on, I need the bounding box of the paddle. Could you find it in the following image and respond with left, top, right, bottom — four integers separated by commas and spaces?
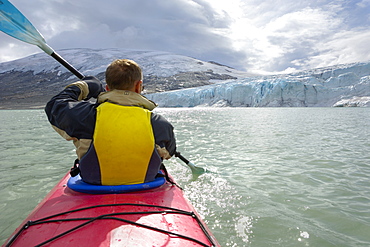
0, 1, 205, 176
0, 0, 84, 79
175, 152, 205, 174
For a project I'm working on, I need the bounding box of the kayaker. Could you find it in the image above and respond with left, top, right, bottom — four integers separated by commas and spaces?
45, 59, 176, 186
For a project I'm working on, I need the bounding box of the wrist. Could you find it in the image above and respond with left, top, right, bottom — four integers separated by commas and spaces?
65, 81, 89, 101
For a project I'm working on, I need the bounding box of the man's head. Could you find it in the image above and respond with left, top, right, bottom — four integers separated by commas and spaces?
105, 59, 143, 92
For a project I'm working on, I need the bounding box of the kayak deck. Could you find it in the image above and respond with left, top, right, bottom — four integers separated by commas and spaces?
4, 173, 219, 247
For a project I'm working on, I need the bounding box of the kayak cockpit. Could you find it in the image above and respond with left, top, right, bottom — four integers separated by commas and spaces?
67, 174, 166, 194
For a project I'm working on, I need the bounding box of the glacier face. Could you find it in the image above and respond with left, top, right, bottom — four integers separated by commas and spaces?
146, 62, 370, 107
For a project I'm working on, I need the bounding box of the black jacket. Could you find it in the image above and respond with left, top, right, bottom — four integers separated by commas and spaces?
45, 77, 176, 160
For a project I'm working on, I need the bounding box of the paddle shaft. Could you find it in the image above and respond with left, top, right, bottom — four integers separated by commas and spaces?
175, 152, 190, 164
51, 52, 84, 79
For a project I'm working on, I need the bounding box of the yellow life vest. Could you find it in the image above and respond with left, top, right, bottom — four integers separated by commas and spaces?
79, 102, 161, 185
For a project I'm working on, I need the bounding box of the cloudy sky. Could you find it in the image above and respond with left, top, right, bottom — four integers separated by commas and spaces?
1, 0, 370, 74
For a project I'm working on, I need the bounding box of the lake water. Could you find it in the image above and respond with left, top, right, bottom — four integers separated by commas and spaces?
0, 108, 369, 246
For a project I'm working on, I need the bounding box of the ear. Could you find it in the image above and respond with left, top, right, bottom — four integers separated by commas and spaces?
105, 85, 110, 91
134, 80, 142, 93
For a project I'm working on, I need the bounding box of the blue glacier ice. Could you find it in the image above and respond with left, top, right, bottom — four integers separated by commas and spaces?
146, 62, 370, 107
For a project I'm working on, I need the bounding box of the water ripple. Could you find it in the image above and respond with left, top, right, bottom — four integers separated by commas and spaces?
1, 108, 369, 246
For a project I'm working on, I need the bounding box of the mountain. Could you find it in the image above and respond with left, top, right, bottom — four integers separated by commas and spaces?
0, 48, 369, 109
147, 62, 370, 107
0, 48, 250, 109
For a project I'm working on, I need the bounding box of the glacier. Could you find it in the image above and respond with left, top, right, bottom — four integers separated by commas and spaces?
146, 62, 370, 107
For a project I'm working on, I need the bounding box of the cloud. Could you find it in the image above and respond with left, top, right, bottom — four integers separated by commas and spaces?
1, 0, 370, 74
220, 0, 370, 73
252, 7, 343, 72
302, 29, 370, 68
28, 0, 243, 67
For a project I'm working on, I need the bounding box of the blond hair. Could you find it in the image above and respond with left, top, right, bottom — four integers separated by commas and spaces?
105, 59, 143, 90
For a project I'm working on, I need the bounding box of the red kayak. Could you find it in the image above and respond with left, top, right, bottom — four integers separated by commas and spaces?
3, 172, 219, 247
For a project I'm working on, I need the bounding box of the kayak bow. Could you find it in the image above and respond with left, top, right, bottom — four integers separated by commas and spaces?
3, 172, 219, 247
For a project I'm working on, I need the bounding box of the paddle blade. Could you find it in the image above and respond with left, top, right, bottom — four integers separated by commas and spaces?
174, 152, 206, 175
0, 0, 53, 54
187, 161, 206, 175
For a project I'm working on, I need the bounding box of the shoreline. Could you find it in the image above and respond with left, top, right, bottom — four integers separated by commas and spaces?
0, 102, 46, 110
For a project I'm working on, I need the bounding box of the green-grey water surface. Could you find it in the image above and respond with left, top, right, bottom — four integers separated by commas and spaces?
0, 108, 369, 246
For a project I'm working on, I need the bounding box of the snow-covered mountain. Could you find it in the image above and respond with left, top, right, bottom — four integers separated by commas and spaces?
147, 62, 370, 107
0, 48, 251, 109
0, 48, 369, 108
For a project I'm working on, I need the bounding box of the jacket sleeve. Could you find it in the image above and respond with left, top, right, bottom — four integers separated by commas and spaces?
151, 113, 177, 156
45, 78, 104, 140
